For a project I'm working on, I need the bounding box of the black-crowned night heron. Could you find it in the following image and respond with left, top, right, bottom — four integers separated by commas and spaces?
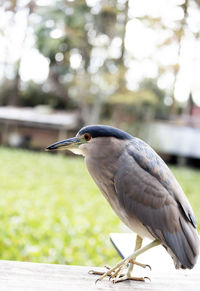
46, 125, 199, 283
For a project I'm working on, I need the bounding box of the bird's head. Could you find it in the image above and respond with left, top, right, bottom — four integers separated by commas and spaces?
46, 125, 133, 156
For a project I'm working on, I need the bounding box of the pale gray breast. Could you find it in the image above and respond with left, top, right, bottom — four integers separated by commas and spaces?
84, 139, 153, 238
85, 152, 119, 202
84, 137, 126, 200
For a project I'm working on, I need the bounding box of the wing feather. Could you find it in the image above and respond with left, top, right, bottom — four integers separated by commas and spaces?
114, 138, 199, 269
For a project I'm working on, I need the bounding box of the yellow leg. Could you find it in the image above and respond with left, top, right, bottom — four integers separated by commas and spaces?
96, 239, 160, 283
127, 235, 143, 276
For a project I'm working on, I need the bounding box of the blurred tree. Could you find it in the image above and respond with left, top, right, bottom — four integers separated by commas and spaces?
35, 0, 91, 110
135, 0, 196, 116
0, 0, 35, 105
0, 0, 200, 125
139, 78, 169, 119
34, 0, 134, 124
169, 0, 189, 115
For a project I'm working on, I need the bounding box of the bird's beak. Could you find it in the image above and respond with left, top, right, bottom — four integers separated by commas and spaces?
46, 137, 82, 152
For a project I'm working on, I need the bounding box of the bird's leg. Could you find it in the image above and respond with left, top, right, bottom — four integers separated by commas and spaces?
126, 235, 143, 278
95, 239, 160, 284
112, 235, 152, 283
89, 235, 143, 278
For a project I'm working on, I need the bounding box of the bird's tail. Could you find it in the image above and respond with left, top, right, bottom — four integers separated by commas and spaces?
168, 217, 199, 269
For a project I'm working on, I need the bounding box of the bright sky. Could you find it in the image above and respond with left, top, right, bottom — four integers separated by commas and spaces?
1, 0, 200, 106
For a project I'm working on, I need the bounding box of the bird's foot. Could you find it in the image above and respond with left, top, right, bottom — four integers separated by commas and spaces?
89, 260, 151, 284
88, 265, 111, 276
110, 274, 150, 283
89, 239, 160, 284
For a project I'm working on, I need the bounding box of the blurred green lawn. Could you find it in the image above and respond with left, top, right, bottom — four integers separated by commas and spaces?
0, 147, 199, 267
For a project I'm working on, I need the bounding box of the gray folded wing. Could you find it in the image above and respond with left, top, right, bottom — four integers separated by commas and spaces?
114, 137, 199, 269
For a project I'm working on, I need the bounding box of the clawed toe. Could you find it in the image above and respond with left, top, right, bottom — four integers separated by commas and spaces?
88, 270, 104, 276
88, 265, 111, 276
89, 258, 152, 284
133, 260, 152, 270
112, 275, 148, 283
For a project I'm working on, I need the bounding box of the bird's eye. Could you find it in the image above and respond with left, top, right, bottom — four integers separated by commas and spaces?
84, 133, 91, 141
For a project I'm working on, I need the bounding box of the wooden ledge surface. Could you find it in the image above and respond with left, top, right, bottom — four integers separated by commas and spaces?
0, 260, 199, 291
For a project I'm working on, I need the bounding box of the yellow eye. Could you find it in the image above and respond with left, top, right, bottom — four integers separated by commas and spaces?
84, 133, 91, 141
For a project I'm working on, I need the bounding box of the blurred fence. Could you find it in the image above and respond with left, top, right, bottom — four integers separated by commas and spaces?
141, 117, 200, 164
1, 105, 200, 165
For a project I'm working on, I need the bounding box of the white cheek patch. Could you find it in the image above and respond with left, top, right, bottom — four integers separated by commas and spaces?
70, 148, 84, 156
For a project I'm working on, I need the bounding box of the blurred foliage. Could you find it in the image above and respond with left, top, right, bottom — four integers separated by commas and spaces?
20, 82, 76, 109
0, 147, 199, 266
0, 0, 200, 123
108, 89, 158, 105
139, 78, 170, 119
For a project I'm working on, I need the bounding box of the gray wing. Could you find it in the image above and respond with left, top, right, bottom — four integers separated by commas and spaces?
114, 138, 199, 269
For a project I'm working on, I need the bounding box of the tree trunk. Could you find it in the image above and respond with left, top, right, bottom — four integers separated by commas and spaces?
171, 0, 189, 115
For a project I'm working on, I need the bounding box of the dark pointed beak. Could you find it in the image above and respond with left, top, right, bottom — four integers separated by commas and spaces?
46, 137, 81, 151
